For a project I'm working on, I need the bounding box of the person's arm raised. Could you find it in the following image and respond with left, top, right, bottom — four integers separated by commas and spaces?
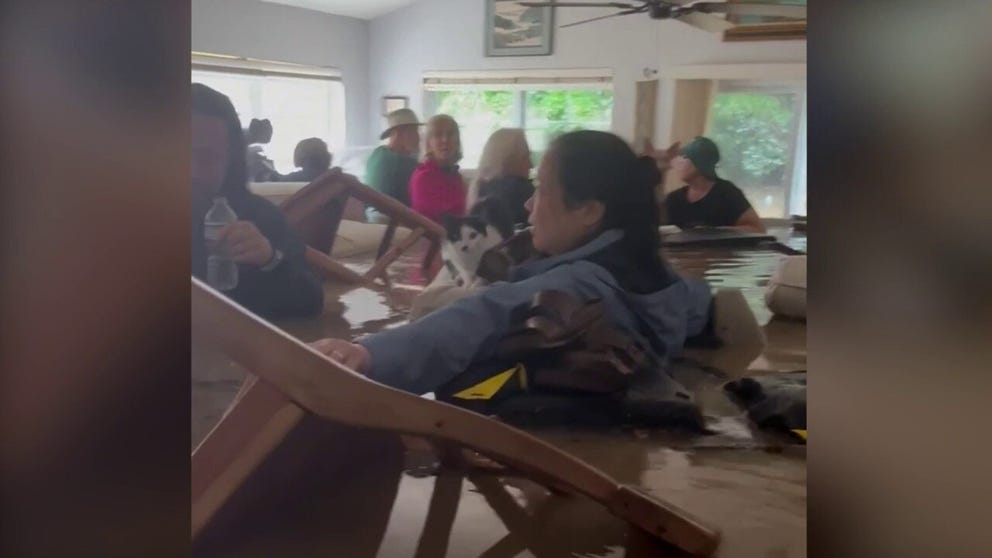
641, 139, 681, 172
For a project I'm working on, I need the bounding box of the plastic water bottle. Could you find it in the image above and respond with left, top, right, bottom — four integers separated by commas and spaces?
205, 197, 238, 291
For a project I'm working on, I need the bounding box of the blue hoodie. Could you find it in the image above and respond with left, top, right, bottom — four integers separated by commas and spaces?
357, 230, 712, 394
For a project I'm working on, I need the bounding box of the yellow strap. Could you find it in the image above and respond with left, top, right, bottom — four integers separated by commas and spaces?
791, 429, 807, 441
452, 364, 524, 400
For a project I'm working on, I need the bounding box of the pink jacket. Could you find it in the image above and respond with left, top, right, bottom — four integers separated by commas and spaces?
409, 158, 466, 223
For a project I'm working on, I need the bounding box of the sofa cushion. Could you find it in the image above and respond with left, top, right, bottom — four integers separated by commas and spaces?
765, 255, 807, 319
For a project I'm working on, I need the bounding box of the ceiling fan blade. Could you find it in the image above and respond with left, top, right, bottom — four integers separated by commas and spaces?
560, 6, 647, 28
518, 2, 639, 8
676, 12, 734, 32
689, 2, 807, 20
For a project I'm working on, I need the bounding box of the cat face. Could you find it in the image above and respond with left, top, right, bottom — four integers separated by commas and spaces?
440, 214, 507, 286
442, 216, 503, 259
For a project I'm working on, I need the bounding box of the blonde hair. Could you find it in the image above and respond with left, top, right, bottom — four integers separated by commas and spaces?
424, 114, 462, 165
469, 128, 531, 207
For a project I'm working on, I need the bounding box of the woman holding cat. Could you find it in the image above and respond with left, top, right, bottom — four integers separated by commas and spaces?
312, 130, 713, 395
409, 114, 467, 223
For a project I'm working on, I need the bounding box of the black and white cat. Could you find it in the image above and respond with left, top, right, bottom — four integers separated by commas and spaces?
438, 198, 514, 288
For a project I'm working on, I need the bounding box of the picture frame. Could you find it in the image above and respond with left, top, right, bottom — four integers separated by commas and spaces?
723, 21, 806, 42
723, 0, 806, 42
485, 0, 554, 57
381, 96, 409, 116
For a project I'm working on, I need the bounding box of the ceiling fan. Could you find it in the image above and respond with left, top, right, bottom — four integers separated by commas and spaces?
517, 1, 807, 33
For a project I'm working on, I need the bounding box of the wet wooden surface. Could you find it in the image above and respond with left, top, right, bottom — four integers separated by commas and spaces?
192, 227, 807, 557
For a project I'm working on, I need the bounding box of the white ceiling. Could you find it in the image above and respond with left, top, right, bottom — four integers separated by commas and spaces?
258, 0, 420, 20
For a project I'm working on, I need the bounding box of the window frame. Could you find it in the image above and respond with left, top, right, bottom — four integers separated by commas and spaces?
705, 79, 806, 218
663, 65, 806, 219
191, 52, 346, 176
422, 71, 615, 170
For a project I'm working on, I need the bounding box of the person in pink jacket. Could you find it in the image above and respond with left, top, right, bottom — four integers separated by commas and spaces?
409, 114, 467, 223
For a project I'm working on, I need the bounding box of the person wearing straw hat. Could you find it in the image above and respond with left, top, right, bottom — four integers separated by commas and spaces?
662, 136, 766, 233
365, 108, 422, 223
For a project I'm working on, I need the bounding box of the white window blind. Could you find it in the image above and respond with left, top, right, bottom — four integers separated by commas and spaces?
192, 52, 341, 82
423, 69, 613, 91
191, 52, 346, 175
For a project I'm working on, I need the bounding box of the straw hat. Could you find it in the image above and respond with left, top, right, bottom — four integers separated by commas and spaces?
380, 108, 423, 140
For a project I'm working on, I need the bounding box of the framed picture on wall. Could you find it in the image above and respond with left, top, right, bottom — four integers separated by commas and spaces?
722, 0, 806, 41
485, 0, 553, 57
382, 96, 409, 116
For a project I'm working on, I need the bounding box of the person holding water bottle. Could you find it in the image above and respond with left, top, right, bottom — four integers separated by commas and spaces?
191, 83, 323, 319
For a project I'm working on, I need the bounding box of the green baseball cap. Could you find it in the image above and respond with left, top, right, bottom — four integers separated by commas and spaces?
680, 136, 720, 179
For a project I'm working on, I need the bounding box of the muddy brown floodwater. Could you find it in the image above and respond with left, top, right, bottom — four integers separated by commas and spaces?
192, 228, 807, 557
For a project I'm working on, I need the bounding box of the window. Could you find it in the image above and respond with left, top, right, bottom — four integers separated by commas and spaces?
430, 90, 517, 170
706, 80, 806, 217
425, 76, 613, 169
523, 90, 613, 166
191, 54, 345, 176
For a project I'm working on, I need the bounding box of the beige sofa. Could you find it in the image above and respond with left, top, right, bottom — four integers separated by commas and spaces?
765, 255, 807, 319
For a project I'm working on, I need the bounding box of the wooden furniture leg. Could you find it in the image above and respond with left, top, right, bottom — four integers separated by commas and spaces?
278, 171, 447, 285
191, 278, 720, 556
364, 227, 425, 284
377, 219, 399, 259
191, 380, 305, 538
423, 240, 441, 274
471, 474, 570, 558
304, 246, 365, 284
412, 472, 464, 558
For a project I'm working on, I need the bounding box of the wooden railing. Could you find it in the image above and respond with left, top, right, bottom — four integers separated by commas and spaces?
279, 168, 445, 287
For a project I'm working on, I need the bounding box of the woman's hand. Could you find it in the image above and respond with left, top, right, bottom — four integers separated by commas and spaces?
219, 221, 274, 267
309, 338, 372, 375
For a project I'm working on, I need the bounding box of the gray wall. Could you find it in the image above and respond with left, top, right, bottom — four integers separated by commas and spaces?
369, 0, 805, 144
192, 0, 371, 144
191, 0, 806, 148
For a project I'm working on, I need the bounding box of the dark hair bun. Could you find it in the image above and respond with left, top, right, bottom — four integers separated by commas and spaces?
634, 155, 662, 190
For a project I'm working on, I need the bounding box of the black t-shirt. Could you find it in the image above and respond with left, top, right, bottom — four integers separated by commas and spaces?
191, 192, 324, 319
663, 179, 753, 229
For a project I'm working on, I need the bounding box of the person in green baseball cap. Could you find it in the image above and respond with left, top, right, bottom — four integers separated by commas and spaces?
661, 136, 765, 233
